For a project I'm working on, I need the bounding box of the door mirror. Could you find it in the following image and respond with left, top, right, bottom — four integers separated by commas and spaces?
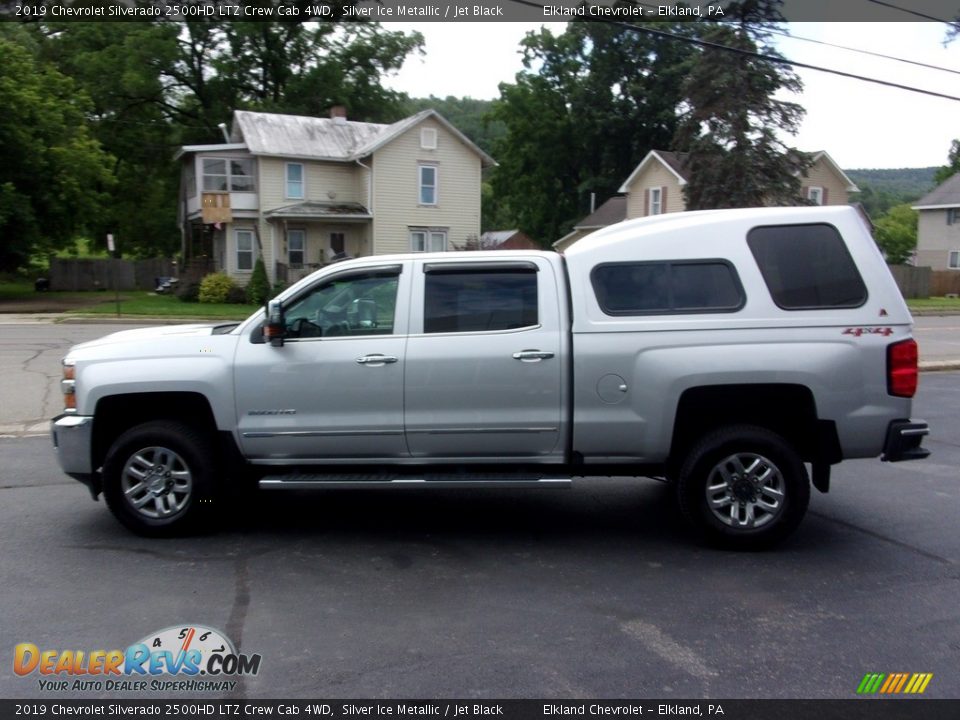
263, 300, 285, 347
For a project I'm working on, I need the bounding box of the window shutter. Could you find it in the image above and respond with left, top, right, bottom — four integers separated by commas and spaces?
661, 186, 668, 213
644, 189, 650, 216
822, 188, 829, 205
801, 186, 809, 201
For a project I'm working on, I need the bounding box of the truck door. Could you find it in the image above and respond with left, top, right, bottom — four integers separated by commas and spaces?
404, 258, 565, 461
233, 263, 410, 461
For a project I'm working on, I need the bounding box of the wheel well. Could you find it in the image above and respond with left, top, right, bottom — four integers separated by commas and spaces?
670, 384, 838, 470
92, 392, 218, 471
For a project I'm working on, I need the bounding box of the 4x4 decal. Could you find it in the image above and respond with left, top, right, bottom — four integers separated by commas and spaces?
843, 327, 894, 337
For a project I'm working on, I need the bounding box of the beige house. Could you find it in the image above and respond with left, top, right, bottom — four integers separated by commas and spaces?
177, 107, 495, 285
554, 149, 859, 252
912, 174, 960, 271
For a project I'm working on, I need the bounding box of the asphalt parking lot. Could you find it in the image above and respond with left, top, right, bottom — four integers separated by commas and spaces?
0, 319, 958, 701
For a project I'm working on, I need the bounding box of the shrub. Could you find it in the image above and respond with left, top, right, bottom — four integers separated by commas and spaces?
177, 282, 200, 303
198, 272, 235, 304
226, 285, 248, 304
270, 282, 288, 300
246, 258, 270, 305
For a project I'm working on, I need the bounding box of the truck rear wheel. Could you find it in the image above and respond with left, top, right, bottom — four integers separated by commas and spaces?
676, 425, 809, 550
102, 421, 217, 537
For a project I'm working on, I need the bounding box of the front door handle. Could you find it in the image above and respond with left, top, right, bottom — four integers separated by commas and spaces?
512, 350, 554, 362
356, 354, 398, 365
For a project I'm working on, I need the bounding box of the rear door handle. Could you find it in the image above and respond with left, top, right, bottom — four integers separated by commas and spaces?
356, 354, 398, 365
512, 350, 554, 362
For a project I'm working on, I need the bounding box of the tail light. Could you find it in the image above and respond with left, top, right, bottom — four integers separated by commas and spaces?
887, 339, 918, 398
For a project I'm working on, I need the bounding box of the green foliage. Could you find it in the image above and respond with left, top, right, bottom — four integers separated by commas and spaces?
405, 96, 503, 155
198, 273, 235, 304
674, 13, 808, 210
847, 168, 937, 218
246, 258, 271, 305
490, 23, 695, 243
225, 285, 248, 304
0, 28, 114, 272
873, 204, 918, 265
934, 139, 960, 185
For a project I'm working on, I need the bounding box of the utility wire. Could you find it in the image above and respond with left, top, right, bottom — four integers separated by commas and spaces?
619, 0, 960, 75
508, 0, 960, 102
864, 0, 960, 27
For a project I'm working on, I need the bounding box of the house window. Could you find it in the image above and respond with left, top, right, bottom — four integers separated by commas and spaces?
807, 187, 824, 205
236, 230, 254, 271
202, 159, 228, 192
410, 229, 447, 253
419, 165, 438, 205
286, 163, 304, 199
202, 158, 255, 192
947, 208, 960, 225
648, 187, 662, 215
330, 232, 345, 256
949, 251, 960, 269
421, 128, 438, 150
287, 229, 305, 268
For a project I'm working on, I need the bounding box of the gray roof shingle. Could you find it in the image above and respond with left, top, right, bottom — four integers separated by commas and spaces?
914, 173, 960, 208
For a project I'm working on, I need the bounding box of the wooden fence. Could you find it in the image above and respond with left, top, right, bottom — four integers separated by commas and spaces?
887, 265, 930, 299
50, 258, 175, 291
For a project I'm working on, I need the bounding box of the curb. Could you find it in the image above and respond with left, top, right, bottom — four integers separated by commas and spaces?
919, 361, 960, 372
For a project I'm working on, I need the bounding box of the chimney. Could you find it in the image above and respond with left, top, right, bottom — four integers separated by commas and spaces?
330, 105, 347, 124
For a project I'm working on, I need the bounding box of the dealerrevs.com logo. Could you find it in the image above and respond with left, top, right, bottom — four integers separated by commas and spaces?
14, 625, 261, 693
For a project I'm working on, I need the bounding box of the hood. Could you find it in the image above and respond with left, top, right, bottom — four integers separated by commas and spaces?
69, 323, 234, 353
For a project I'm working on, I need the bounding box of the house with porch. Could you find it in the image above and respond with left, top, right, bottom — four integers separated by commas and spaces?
553, 149, 859, 252
176, 107, 495, 285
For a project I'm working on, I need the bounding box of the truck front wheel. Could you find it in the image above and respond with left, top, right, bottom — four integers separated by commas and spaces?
102, 421, 217, 536
676, 425, 810, 549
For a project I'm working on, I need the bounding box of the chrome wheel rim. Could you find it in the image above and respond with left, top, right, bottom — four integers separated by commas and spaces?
705, 452, 785, 530
120, 446, 193, 520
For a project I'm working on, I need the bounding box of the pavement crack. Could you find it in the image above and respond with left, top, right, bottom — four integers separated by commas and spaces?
809, 510, 955, 565
226, 545, 252, 702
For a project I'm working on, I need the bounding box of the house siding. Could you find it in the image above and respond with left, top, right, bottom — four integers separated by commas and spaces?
800, 158, 850, 205
257, 157, 363, 211
624, 163, 685, 219
916, 209, 960, 270
371, 119, 481, 255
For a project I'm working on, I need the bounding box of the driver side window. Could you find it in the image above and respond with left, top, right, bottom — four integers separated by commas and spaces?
283, 271, 399, 339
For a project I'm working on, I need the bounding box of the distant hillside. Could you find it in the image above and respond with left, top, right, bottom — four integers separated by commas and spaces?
404, 96, 503, 155
845, 167, 938, 218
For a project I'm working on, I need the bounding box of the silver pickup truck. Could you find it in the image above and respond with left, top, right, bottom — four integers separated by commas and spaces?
52, 206, 929, 548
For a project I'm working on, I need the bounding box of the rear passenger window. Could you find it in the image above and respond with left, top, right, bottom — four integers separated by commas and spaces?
424, 267, 538, 333
747, 224, 867, 309
591, 260, 744, 315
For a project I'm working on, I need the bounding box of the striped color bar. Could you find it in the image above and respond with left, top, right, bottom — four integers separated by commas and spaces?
857, 673, 933, 694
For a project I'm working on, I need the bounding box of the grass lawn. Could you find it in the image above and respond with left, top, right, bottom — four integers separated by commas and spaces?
907, 297, 960, 312
70, 291, 259, 320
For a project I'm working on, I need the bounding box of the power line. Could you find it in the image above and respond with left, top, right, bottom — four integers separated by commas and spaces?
619, 0, 960, 76
864, 0, 960, 27
506, 0, 960, 102
763, 26, 960, 77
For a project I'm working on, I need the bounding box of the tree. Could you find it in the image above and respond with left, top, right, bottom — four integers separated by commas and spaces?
0, 30, 114, 272
674, 5, 810, 209
873, 204, 918, 265
489, 21, 695, 243
934, 139, 960, 185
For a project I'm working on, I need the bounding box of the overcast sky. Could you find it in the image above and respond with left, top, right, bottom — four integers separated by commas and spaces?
381, 22, 960, 170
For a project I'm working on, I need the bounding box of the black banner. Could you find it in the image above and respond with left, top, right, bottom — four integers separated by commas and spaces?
1, 700, 960, 720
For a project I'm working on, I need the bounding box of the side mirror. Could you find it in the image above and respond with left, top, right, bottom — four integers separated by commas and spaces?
263, 300, 285, 347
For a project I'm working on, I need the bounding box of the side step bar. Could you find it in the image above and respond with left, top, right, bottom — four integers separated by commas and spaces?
259, 473, 573, 490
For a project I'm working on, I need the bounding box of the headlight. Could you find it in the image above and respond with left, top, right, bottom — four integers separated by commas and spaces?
62, 359, 76, 413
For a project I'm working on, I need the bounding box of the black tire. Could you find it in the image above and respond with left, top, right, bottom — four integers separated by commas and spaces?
102, 421, 218, 537
676, 425, 810, 550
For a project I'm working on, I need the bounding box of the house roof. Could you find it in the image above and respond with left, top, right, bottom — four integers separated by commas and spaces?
913, 172, 960, 209
480, 230, 520, 245
264, 201, 372, 221
226, 109, 495, 167
618, 150, 689, 193
575, 196, 627, 229
618, 148, 859, 194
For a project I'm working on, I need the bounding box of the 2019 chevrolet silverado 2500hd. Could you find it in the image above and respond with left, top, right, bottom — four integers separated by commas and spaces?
51, 206, 930, 548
